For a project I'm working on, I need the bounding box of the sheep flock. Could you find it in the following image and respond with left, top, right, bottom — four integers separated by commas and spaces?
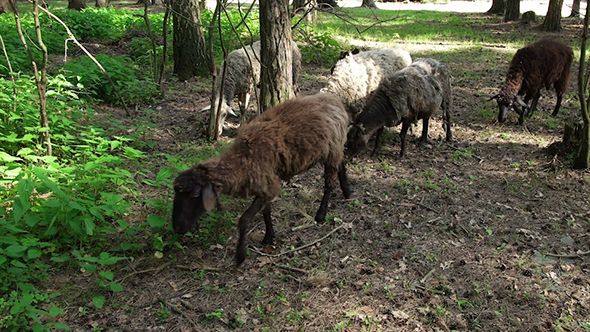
176, 37, 573, 265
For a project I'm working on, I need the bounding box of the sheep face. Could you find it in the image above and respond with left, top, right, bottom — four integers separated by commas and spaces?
172, 170, 217, 235
492, 94, 527, 123
345, 124, 370, 158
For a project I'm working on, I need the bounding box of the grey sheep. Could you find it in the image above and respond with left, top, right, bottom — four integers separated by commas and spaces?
346, 58, 452, 158
210, 41, 302, 136
174, 93, 351, 266
321, 46, 412, 120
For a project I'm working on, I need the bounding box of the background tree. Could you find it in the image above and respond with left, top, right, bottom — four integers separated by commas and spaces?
170, 0, 210, 81
0, 0, 11, 14
96, 0, 110, 8
68, 0, 86, 10
504, 0, 520, 21
361, 0, 377, 9
569, 0, 580, 17
259, 0, 294, 111
575, 1, 590, 168
293, 0, 317, 22
487, 0, 506, 15
541, 0, 565, 31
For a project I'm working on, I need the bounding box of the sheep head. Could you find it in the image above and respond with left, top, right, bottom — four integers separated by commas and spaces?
490, 93, 528, 123
345, 123, 369, 158
172, 168, 219, 235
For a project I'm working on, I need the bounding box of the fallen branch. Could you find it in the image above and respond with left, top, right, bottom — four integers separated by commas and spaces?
273, 263, 309, 274
117, 262, 171, 284
249, 224, 349, 258
542, 251, 590, 259
162, 300, 200, 329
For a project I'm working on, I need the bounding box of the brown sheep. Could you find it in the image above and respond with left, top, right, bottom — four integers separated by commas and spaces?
491, 38, 573, 125
173, 93, 351, 266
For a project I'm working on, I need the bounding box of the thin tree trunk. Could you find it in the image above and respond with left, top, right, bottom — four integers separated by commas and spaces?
142, 1, 160, 83
9, 0, 52, 155
541, 0, 565, 31
259, 0, 294, 111
575, 0, 590, 168
0, 35, 17, 116
171, 0, 210, 81
293, 0, 317, 22
158, 6, 170, 96
95, 0, 108, 8
487, 0, 505, 14
0, 0, 13, 13
207, 0, 223, 140
504, 0, 520, 21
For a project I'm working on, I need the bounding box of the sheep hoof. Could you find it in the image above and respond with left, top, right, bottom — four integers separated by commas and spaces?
314, 212, 326, 223
262, 234, 274, 245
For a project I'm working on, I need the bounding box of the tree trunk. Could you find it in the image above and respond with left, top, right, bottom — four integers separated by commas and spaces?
68, 0, 86, 10
96, 0, 108, 8
575, 0, 590, 168
361, 0, 377, 9
170, 0, 210, 81
259, 0, 294, 112
0, 0, 12, 14
486, 0, 505, 15
504, 0, 520, 21
570, 0, 580, 17
541, 0, 564, 31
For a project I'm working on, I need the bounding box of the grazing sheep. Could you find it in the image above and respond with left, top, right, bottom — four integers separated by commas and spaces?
321, 46, 412, 120
346, 58, 452, 158
491, 38, 573, 125
174, 93, 351, 266
211, 40, 302, 135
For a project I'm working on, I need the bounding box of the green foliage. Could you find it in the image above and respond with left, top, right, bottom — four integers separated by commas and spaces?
59, 54, 159, 105
0, 70, 163, 330
202, 7, 260, 61
294, 26, 341, 65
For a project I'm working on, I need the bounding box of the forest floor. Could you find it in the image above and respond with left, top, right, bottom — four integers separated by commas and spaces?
53, 8, 590, 332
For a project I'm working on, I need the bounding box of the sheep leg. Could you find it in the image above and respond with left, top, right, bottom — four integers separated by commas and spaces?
239, 92, 251, 125
315, 164, 338, 222
371, 127, 385, 156
399, 121, 411, 158
444, 106, 452, 142
527, 92, 541, 118
261, 203, 274, 245
236, 196, 267, 266
419, 117, 430, 146
338, 161, 351, 199
552, 92, 563, 116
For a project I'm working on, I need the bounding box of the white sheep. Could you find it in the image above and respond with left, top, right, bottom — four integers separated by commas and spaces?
321, 46, 412, 120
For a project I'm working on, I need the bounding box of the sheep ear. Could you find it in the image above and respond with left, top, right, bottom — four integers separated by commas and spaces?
201, 183, 215, 212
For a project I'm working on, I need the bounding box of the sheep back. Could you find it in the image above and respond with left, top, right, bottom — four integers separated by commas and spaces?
323, 46, 412, 119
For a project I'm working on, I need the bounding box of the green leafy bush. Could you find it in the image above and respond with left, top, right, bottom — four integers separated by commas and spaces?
59, 54, 159, 105
294, 26, 341, 65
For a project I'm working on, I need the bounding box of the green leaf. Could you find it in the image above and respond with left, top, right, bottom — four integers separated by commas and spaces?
49, 305, 65, 316
12, 199, 25, 223
0, 151, 21, 162
99, 270, 114, 281
69, 201, 87, 212
27, 249, 42, 259
156, 167, 173, 182
92, 296, 105, 309
84, 217, 95, 236
109, 281, 123, 292
147, 214, 166, 228
5, 245, 27, 258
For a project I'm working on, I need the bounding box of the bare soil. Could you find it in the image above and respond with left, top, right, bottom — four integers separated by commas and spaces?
54, 12, 590, 332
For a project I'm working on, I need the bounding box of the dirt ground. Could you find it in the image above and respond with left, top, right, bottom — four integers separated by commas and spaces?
53, 10, 590, 332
